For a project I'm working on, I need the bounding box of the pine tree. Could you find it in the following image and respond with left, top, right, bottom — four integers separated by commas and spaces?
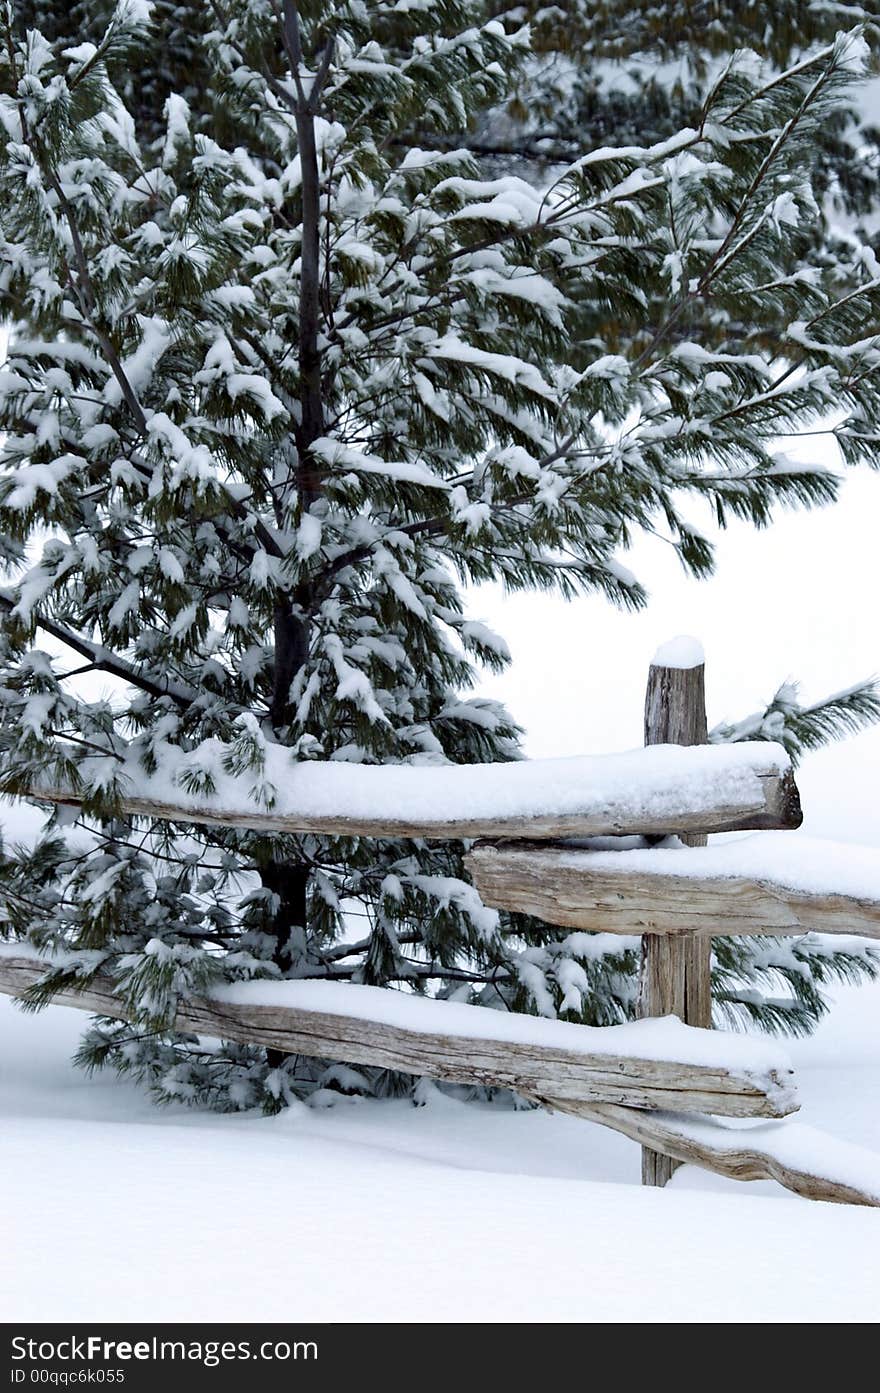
485, 0, 880, 1034
452, 0, 880, 1035
0, 1, 879, 1111
487, 3, 880, 219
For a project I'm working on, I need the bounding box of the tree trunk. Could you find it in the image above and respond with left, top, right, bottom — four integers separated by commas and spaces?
264, 8, 329, 1009
270, 594, 310, 733
260, 858, 310, 1068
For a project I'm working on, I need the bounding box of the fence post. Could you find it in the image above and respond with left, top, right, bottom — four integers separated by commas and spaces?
639, 639, 712, 1187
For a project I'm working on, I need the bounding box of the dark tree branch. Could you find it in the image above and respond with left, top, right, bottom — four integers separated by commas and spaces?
0, 589, 195, 706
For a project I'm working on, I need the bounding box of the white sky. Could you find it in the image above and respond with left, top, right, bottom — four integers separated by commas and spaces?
471, 461, 880, 847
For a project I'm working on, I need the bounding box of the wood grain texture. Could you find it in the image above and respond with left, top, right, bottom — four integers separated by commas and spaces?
465, 846, 880, 939
643, 662, 709, 750
20, 769, 802, 841
0, 954, 798, 1118
540, 1098, 880, 1208
640, 657, 711, 1185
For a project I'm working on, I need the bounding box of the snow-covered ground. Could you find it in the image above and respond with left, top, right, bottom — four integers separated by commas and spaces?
3, 978, 879, 1323
4, 465, 880, 1323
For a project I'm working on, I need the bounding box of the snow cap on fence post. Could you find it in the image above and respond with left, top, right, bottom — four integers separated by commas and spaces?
651, 635, 705, 670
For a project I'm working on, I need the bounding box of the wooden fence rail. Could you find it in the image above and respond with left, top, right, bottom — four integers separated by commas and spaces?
0, 953, 796, 1118
543, 1099, 880, 1207
17, 740, 801, 841
4, 951, 879, 1206
466, 844, 880, 939
4, 637, 879, 1208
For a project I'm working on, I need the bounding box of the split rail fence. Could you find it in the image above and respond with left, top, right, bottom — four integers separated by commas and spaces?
2, 642, 879, 1207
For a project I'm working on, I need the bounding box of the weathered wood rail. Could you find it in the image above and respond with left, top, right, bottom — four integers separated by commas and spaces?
0, 953, 796, 1117
3, 950, 879, 1206
19, 740, 801, 841
4, 636, 879, 1208
543, 1100, 880, 1207
466, 844, 880, 939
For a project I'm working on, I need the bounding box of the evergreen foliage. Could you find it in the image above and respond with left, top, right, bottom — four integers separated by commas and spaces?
0, 1, 878, 1110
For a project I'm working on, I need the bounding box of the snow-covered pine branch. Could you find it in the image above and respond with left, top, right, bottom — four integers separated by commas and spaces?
1, 1, 879, 1108
711, 677, 880, 764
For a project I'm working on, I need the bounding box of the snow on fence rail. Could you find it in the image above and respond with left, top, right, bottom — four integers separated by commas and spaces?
0, 950, 796, 1117
546, 1100, 880, 1208
6, 637, 880, 1208
20, 738, 801, 840
466, 833, 880, 939
4, 949, 880, 1205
